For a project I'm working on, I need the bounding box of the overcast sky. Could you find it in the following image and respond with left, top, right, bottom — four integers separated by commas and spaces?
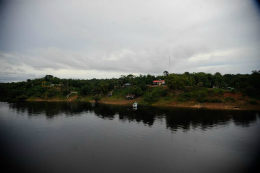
0, 0, 260, 82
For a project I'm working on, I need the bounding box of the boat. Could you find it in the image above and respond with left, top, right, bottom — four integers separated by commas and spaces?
133, 102, 138, 109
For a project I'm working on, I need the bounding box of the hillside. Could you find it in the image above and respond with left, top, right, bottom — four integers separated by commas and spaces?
0, 71, 260, 110
25, 85, 260, 110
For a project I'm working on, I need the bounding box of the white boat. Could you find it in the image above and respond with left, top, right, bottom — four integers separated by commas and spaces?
133, 102, 138, 108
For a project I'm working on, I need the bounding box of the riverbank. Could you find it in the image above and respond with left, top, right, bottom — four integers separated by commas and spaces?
98, 100, 260, 111
26, 94, 260, 111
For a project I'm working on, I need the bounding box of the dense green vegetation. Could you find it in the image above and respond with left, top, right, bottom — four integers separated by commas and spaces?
0, 71, 259, 106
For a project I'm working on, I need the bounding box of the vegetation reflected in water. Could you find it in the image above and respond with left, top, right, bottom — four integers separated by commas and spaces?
1, 102, 260, 173
8, 102, 259, 131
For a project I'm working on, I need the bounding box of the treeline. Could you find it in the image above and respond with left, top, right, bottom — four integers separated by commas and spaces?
165, 71, 260, 94
0, 71, 259, 102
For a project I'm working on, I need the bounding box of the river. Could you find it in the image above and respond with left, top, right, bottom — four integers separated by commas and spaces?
0, 102, 259, 173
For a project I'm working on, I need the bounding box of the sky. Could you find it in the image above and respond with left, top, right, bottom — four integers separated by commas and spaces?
0, 0, 260, 82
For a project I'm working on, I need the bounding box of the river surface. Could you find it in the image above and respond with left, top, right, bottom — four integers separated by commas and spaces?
0, 102, 259, 173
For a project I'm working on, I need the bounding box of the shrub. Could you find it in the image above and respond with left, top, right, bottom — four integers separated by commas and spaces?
142, 87, 168, 104
248, 100, 258, 105
45, 89, 56, 98
62, 89, 70, 96
224, 97, 235, 103
16, 95, 29, 101
195, 90, 208, 103
161, 89, 168, 97
177, 93, 191, 102
124, 86, 144, 96
244, 86, 256, 96
209, 88, 224, 96
138, 100, 150, 107
92, 95, 100, 102
230, 89, 236, 93
150, 87, 167, 98
209, 98, 223, 103
177, 96, 188, 102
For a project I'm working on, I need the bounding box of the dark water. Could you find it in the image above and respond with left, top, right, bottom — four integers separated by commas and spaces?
0, 102, 259, 173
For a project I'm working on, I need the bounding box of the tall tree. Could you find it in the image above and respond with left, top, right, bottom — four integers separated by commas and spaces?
163, 71, 169, 76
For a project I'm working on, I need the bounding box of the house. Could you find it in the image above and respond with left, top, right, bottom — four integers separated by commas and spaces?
126, 94, 135, 100
227, 87, 234, 90
152, 79, 165, 85
125, 83, 131, 87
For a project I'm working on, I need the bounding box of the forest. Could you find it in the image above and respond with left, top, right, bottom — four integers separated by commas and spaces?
0, 71, 259, 106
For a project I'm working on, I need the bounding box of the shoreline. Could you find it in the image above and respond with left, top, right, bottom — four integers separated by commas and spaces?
25, 98, 260, 111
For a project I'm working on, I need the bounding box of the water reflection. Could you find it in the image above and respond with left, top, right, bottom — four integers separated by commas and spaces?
7, 102, 259, 131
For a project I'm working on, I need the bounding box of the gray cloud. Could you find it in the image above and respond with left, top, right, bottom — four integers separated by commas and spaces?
0, 0, 260, 82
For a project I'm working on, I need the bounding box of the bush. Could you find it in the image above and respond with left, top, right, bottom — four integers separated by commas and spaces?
92, 95, 101, 102
213, 89, 224, 95
224, 97, 235, 103
209, 98, 223, 103
138, 100, 150, 107
142, 87, 168, 104
177, 96, 188, 102
16, 95, 29, 101
138, 82, 147, 91
230, 89, 236, 93
62, 89, 70, 96
150, 87, 167, 98
195, 90, 208, 103
244, 86, 256, 96
123, 86, 144, 96
248, 100, 258, 105
177, 93, 191, 102
161, 89, 168, 97
45, 89, 56, 98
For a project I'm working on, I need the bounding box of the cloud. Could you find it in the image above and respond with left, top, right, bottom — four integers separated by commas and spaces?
0, 0, 260, 82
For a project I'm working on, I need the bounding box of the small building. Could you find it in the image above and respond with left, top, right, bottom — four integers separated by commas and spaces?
227, 87, 234, 90
126, 94, 135, 100
125, 83, 131, 87
152, 79, 165, 85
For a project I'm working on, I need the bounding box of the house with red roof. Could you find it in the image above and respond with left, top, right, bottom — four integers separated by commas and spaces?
152, 79, 165, 85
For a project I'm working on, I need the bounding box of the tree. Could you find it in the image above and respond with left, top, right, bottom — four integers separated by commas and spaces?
163, 71, 169, 76
99, 82, 109, 94
44, 75, 54, 81
138, 82, 146, 91
81, 84, 92, 95
166, 74, 188, 90
145, 74, 155, 85
213, 72, 223, 88
93, 95, 100, 102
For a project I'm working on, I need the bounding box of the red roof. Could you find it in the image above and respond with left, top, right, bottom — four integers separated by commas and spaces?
153, 80, 165, 83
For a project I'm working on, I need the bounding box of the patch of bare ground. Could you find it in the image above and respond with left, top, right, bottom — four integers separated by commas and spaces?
223, 92, 243, 99
67, 95, 78, 101
98, 97, 142, 106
